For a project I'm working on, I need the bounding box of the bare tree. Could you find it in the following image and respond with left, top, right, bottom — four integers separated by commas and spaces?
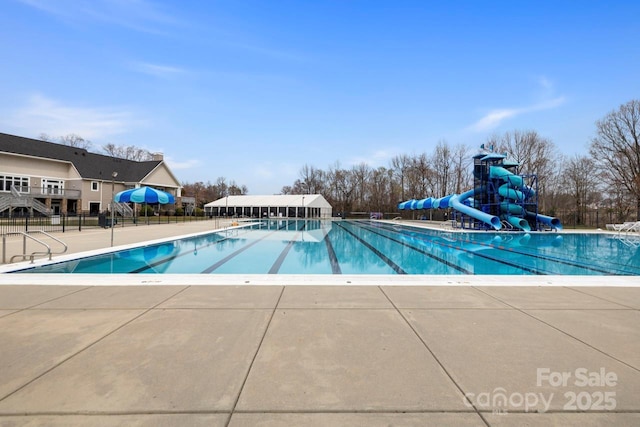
215, 177, 228, 197
431, 140, 453, 196
590, 99, 640, 218
351, 163, 371, 209
228, 181, 247, 195
103, 143, 153, 161
183, 177, 248, 206
562, 155, 601, 225
38, 133, 92, 150
492, 130, 558, 175
405, 153, 433, 199
59, 134, 92, 150
390, 154, 411, 201
488, 130, 560, 211
297, 164, 324, 195
368, 166, 391, 211
452, 143, 471, 194
325, 162, 355, 215
38, 133, 55, 142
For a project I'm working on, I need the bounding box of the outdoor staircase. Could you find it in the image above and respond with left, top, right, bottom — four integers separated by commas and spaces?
0, 186, 52, 216
0, 197, 11, 214
113, 201, 134, 217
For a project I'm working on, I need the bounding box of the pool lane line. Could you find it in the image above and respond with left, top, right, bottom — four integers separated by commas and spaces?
443, 230, 631, 275
9, 231, 226, 274
19, 227, 251, 274
369, 221, 548, 275
322, 221, 342, 274
201, 221, 297, 274
383, 222, 629, 276
129, 227, 257, 274
268, 222, 306, 274
131, 222, 282, 274
357, 221, 547, 275
344, 221, 471, 274
453, 235, 628, 276
392, 222, 636, 276
334, 221, 406, 274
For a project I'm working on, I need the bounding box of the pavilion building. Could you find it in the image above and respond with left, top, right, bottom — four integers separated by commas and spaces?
204, 194, 332, 219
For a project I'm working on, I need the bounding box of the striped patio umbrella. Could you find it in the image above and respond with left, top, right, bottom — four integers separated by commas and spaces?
114, 186, 175, 204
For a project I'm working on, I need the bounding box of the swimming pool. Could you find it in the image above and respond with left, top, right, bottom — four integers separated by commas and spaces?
10, 219, 640, 275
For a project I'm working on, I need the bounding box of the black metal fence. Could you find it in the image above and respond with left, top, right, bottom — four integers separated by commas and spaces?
0, 213, 215, 236
552, 208, 637, 229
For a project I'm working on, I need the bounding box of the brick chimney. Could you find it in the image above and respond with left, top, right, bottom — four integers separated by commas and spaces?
152, 152, 164, 161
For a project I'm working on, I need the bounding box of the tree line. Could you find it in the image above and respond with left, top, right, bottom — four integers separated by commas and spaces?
38, 133, 156, 161
277, 99, 640, 224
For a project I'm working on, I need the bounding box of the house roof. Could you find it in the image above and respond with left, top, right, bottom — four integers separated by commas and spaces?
0, 132, 164, 183
204, 194, 332, 208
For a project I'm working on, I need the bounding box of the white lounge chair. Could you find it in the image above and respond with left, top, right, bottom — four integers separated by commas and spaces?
615, 221, 640, 233
626, 221, 640, 232
609, 222, 636, 232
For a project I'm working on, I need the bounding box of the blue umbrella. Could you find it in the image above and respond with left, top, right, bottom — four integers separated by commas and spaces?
114, 186, 175, 204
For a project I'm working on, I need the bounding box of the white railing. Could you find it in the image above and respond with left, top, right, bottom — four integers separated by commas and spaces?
2, 186, 81, 198
114, 201, 134, 217
2, 230, 68, 264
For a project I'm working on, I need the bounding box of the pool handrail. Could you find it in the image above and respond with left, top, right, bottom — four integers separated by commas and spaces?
2, 230, 68, 264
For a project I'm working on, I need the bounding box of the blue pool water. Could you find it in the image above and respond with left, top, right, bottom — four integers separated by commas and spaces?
12, 220, 640, 275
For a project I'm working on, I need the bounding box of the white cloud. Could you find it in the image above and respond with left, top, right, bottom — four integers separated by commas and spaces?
467, 75, 566, 132
18, 0, 182, 35
468, 96, 566, 132
163, 155, 201, 171
469, 108, 520, 132
131, 61, 187, 78
348, 148, 398, 167
537, 75, 552, 90
3, 94, 142, 140
254, 166, 274, 179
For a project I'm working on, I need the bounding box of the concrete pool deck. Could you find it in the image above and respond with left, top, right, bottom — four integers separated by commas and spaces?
1, 220, 639, 426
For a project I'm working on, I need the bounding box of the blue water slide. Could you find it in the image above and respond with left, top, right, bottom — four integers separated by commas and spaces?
490, 166, 524, 187
498, 185, 525, 201
416, 197, 433, 209
504, 215, 531, 231
432, 195, 453, 209
500, 202, 524, 215
526, 211, 563, 230
398, 199, 418, 210
397, 200, 411, 210
449, 189, 502, 230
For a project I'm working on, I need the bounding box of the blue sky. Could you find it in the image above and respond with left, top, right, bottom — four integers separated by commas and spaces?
2, 1, 639, 194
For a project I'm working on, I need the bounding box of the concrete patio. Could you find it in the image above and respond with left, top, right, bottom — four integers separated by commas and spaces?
0, 221, 639, 426
1, 284, 639, 426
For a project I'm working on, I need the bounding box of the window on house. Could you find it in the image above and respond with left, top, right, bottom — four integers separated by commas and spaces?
91, 181, 99, 191
0, 175, 29, 193
42, 179, 64, 195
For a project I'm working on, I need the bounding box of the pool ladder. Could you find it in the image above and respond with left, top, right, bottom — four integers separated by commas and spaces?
2, 231, 68, 264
